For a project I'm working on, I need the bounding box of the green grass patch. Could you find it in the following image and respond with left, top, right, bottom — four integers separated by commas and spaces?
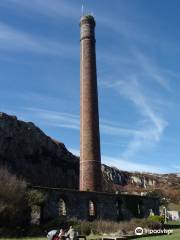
166, 221, 180, 225
134, 229, 180, 239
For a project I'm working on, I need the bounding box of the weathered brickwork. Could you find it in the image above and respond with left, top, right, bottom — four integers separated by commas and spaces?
80, 16, 102, 192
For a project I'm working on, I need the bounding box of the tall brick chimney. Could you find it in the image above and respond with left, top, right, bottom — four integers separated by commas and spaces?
80, 15, 102, 192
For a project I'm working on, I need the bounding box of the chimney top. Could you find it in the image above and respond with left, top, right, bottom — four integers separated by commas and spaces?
80, 15, 96, 27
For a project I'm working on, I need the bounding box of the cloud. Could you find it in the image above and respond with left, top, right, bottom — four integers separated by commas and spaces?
103, 77, 168, 159
102, 155, 169, 173
18, 106, 167, 161
100, 124, 141, 137
0, 0, 79, 20
1, 106, 171, 173
98, 15, 155, 45
9, 106, 145, 139
22, 107, 80, 130
132, 49, 170, 90
0, 22, 77, 57
69, 148, 168, 173
98, 12, 180, 60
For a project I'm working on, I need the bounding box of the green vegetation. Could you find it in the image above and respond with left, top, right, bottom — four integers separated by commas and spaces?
0, 169, 179, 239
0, 168, 28, 228
0, 238, 46, 240
69, 218, 162, 235
26, 190, 48, 207
84, 15, 94, 20
167, 221, 180, 225
134, 229, 180, 239
0, 229, 180, 240
148, 215, 165, 224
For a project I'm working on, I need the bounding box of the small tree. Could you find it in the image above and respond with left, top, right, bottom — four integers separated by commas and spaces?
26, 189, 47, 206
147, 189, 169, 206
0, 167, 28, 227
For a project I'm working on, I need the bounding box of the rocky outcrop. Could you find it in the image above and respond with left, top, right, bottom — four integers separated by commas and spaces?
0, 112, 79, 188
101, 164, 157, 191
101, 164, 180, 203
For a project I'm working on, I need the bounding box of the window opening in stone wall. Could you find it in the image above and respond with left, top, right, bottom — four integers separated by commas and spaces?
31, 205, 41, 224
89, 200, 95, 216
137, 201, 143, 217
137, 204, 140, 215
59, 198, 66, 216
116, 200, 123, 220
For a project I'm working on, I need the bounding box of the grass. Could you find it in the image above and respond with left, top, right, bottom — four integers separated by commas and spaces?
0, 229, 180, 240
134, 229, 180, 239
166, 221, 180, 225
0, 238, 46, 240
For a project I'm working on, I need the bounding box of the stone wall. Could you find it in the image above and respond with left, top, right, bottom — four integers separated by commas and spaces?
31, 187, 159, 223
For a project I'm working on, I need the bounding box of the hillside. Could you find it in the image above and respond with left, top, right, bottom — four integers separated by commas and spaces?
0, 112, 79, 188
0, 112, 179, 204
102, 164, 180, 205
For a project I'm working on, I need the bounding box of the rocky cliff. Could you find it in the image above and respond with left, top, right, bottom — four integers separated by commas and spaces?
0, 112, 79, 188
102, 164, 158, 191
0, 112, 179, 202
102, 164, 180, 204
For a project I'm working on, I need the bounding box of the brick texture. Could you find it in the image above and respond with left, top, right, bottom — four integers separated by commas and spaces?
80, 16, 102, 192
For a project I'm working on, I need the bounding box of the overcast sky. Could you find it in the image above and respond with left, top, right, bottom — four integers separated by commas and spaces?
0, 0, 180, 173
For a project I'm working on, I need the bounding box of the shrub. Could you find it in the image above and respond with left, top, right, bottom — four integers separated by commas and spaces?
66, 218, 162, 236
26, 189, 48, 206
43, 217, 67, 231
0, 167, 28, 227
91, 220, 120, 234
148, 215, 165, 224
79, 221, 92, 235
0, 167, 26, 202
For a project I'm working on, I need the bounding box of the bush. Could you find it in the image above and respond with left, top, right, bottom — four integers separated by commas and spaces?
148, 215, 165, 224
66, 218, 162, 236
0, 167, 28, 227
80, 221, 92, 235
26, 189, 48, 206
43, 217, 67, 231
0, 167, 26, 203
